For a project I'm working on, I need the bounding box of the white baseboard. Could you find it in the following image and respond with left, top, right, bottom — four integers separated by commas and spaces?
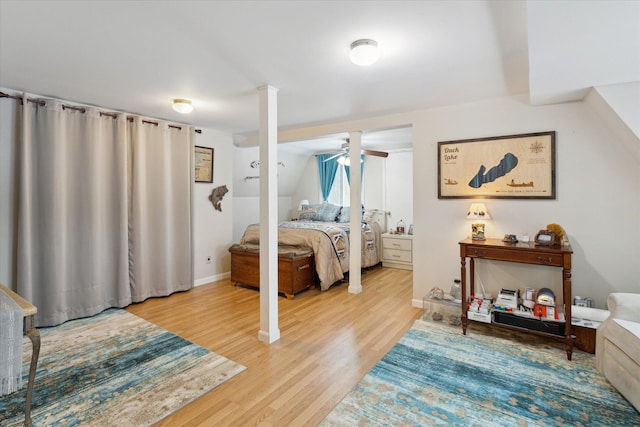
412, 298, 424, 309
194, 272, 230, 287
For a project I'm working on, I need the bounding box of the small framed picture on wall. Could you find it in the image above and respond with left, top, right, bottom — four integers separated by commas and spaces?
194, 146, 213, 183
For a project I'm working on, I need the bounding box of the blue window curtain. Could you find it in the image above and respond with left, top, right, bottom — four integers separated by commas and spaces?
317, 154, 339, 202
344, 154, 365, 185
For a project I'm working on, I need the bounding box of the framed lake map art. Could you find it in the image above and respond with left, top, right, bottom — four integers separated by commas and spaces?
438, 131, 556, 199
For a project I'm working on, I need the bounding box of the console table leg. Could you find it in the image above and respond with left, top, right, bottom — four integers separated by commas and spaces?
460, 255, 467, 335
565, 336, 574, 361
24, 326, 40, 427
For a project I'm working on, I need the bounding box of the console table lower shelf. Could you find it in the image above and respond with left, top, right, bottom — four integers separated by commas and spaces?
466, 314, 575, 356
459, 238, 574, 360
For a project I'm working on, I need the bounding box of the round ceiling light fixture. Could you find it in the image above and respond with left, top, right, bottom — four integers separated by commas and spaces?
172, 98, 193, 114
349, 39, 379, 66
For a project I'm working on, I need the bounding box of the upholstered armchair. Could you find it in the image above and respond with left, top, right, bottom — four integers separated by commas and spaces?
595, 293, 640, 412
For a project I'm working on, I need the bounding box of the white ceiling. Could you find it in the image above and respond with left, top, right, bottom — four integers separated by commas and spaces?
1, 0, 638, 149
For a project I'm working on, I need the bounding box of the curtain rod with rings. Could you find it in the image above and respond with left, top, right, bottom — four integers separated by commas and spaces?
0, 91, 202, 134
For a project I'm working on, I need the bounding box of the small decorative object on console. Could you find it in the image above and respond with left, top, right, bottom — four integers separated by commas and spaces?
502, 234, 518, 243
534, 229, 556, 246
546, 223, 568, 246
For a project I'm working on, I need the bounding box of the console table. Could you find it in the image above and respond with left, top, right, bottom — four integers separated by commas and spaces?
459, 238, 574, 360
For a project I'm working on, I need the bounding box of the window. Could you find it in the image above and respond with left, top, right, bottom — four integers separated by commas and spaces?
326, 165, 363, 206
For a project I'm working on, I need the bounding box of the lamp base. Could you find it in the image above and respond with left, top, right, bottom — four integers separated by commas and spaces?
471, 223, 485, 240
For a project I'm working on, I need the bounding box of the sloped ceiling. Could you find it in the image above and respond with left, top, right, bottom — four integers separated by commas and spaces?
1, 1, 638, 144
527, 1, 640, 106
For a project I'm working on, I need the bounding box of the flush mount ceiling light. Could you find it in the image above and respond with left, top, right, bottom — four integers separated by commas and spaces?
349, 39, 379, 66
172, 98, 193, 114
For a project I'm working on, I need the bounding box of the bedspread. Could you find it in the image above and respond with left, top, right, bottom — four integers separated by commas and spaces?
240, 222, 349, 290
279, 221, 382, 269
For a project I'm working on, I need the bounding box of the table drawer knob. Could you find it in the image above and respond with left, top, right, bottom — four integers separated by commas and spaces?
473, 250, 487, 257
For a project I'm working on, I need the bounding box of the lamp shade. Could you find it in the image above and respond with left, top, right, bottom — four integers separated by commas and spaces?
349, 39, 379, 66
298, 200, 310, 210
466, 203, 491, 220
172, 99, 193, 114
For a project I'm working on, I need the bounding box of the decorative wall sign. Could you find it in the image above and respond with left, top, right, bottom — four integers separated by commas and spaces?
194, 146, 213, 183
208, 185, 229, 212
438, 131, 556, 199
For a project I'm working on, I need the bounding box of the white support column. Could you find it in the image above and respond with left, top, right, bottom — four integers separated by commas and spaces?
257, 85, 280, 344
348, 131, 362, 294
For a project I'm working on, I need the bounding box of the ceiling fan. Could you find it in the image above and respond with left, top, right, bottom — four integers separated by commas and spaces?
323, 141, 389, 163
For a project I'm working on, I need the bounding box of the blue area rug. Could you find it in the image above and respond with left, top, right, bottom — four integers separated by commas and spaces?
322, 320, 640, 426
0, 309, 245, 426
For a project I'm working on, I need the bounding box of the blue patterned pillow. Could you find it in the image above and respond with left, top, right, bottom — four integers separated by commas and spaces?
337, 206, 350, 223
316, 203, 342, 222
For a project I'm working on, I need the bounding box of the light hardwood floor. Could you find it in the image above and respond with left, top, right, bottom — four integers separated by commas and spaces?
126, 265, 421, 426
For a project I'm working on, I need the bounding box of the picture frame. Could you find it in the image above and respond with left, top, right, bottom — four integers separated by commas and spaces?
438, 131, 556, 199
194, 146, 214, 183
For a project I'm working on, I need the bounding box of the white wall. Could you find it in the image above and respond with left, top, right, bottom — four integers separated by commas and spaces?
412, 95, 639, 309
385, 150, 414, 231
192, 128, 235, 286
594, 82, 640, 139
291, 156, 322, 208
363, 156, 384, 212
231, 144, 303, 242
232, 196, 293, 243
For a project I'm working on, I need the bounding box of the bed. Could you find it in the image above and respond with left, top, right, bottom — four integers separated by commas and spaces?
235, 205, 386, 291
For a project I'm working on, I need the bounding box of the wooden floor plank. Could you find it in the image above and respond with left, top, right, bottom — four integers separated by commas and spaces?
126, 265, 421, 426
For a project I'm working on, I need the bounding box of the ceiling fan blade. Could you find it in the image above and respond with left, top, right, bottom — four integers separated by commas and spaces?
323, 152, 344, 162
362, 149, 389, 158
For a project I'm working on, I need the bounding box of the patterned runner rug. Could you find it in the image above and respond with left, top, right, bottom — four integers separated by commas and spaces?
322, 319, 640, 426
0, 309, 245, 426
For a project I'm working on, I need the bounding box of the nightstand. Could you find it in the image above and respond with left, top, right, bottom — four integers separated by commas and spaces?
381, 233, 413, 270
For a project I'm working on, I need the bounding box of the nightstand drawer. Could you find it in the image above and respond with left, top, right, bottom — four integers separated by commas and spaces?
383, 248, 412, 263
383, 238, 412, 251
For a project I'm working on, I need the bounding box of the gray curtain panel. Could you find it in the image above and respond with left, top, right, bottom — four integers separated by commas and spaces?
17, 99, 130, 326
127, 118, 193, 302
12, 95, 193, 327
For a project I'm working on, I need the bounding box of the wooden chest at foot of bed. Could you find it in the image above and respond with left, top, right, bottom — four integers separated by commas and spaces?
229, 244, 316, 299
